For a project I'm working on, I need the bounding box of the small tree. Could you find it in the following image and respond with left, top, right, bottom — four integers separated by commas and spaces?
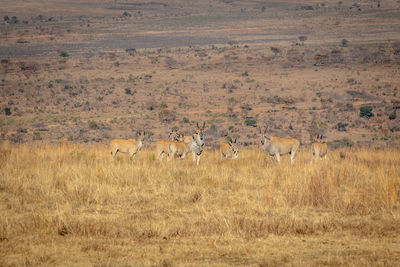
359, 105, 374, 118
341, 39, 348, 47
389, 110, 396, 120
270, 47, 281, 57
59, 51, 69, 57
298, 36, 307, 45
245, 118, 257, 127
88, 120, 98, 129
4, 107, 11, 116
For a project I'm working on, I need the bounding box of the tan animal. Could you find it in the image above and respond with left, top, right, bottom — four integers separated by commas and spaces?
110, 131, 145, 159
181, 122, 206, 165
168, 138, 191, 161
220, 139, 239, 160
260, 127, 300, 164
156, 130, 183, 160
311, 134, 328, 162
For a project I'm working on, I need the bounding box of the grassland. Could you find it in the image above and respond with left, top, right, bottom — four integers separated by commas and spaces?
0, 142, 399, 266
1, 0, 400, 265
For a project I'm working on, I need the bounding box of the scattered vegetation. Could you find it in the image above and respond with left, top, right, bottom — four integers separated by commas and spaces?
359, 105, 374, 118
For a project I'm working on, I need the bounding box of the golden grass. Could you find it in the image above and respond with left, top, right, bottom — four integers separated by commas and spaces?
0, 142, 399, 266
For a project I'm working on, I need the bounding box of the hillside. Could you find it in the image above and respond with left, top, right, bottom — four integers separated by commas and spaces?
0, 0, 400, 148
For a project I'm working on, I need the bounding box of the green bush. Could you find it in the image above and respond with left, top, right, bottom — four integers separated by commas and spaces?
88, 120, 98, 129
389, 110, 396, 120
359, 105, 373, 118
245, 118, 257, 127
4, 107, 11, 116
59, 51, 69, 57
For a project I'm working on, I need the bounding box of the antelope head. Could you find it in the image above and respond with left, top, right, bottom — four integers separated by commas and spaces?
229, 138, 239, 159
194, 122, 206, 148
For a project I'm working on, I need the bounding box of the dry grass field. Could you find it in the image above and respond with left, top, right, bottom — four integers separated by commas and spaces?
1, 0, 400, 265
0, 141, 399, 266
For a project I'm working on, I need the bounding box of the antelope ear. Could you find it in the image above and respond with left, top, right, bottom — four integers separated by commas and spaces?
196, 122, 199, 129
234, 138, 237, 143
202, 122, 206, 129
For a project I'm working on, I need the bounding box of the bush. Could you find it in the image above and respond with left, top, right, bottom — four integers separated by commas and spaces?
4, 107, 11, 116
341, 39, 348, 47
158, 109, 176, 123
336, 122, 348, 132
183, 117, 190, 123
122, 11, 131, 17
59, 51, 69, 57
359, 105, 374, 118
389, 110, 396, 120
88, 120, 98, 129
245, 118, 257, 127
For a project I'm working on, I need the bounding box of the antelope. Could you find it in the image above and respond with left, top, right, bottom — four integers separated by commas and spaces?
169, 122, 205, 165
311, 134, 328, 162
260, 127, 300, 164
167, 137, 191, 161
110, 131, 146, 159
156, 130, 183, 160
187, 122, 206, 165
220, 139, 239, 160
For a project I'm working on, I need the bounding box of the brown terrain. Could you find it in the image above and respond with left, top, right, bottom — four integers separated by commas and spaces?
0, 0, 400, 266
0, 0, 399, 148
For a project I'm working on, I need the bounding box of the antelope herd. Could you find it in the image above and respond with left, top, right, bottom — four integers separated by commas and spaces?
109, 122, 328, 165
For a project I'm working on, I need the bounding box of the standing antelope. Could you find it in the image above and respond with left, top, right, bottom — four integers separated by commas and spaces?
220, 139, 239, 160
156, 130, 183, 160
173, 122, 206, 165
188, 122, 206, 165
167, 137, 191, 161
311, 134, 328, 162
110, 131, 146, 160
260, 127, 300, 164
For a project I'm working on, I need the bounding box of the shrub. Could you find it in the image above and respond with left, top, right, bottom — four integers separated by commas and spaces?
245, 118, 257, 127
389, 110, 396, 120
59, 51, 69, 57
88, 120, 98, 129
341, 39, 348, 47
336, 122, 348, 132
183, 117, 190, 123
122, 11, 131, 17
270, 47, 281, 56
4, 107, 11, 116
158, 109, 176, 123
359, 105, 374, 118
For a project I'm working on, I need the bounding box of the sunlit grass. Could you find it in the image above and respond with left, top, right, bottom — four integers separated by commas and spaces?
0, 142, 399, 265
